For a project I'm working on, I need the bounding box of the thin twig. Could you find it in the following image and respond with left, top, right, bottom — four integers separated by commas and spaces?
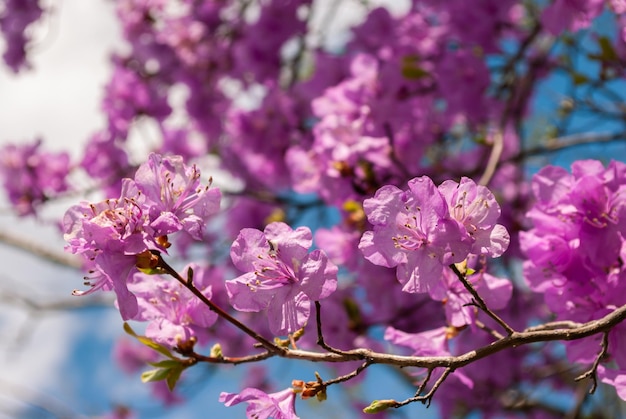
322, 360, 372, 387
415, 368, 434, 396
449, 264, 515, 336
315, 300, 352, 355
574, 331, 609, 394
524, 320, 583, 333
187, 350, 273, 365
396, 368, 452, 408
475, 319, 506, 340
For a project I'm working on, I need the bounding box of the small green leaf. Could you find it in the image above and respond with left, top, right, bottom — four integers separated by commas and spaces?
401, 55, 430, 80
598, 36, 618, 61
363, 399, 399, 414
571, 72, 589, 85
141, 368, 171, 383
148, 360, 183, 369
123, 323, 175, 359
166, 365, 185, 391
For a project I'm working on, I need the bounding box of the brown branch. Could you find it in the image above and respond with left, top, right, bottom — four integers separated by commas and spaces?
475, 319, 506, 340
185, 303, 626, 384
415, 368, 434, 396
321, 360, 371, 387
524, 320, 582, 332
0, 229, 82, 269
186, 350, 273, 365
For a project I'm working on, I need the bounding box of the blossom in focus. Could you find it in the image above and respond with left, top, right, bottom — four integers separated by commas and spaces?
358, 176, 471, 293
226, 222, 338, 335
63, 153, 220, 319
134, 153, 221, 240
438, 176, 510, 258
219, 387, 299, 419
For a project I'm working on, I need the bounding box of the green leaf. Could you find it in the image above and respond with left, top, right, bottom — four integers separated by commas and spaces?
123, 323, 175, 359
363, 399, 399, 414
148, 360, 183, 369
571, 72, 589, 85
166, 365, 185, 391
598, 36, 618, 61
141, 368, 171, 383
401, 55, 430, 80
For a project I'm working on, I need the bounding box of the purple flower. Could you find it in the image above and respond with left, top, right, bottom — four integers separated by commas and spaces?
0, 139, 70, 216
64, 153, 220, 320
134, 153, 221, 240
129, 263, 217, 348
541, 0, 604, 35
102, 58, 171, 137
359, 176, 470, 294
81, 130, 131, 197
0, 0, 43, 72
129, 264, 217, 348
219, 387, 299, 419
438, 177, 510, 258
226, 222, 337, 335
599, 366, 626, 401
63, 179, 156, 319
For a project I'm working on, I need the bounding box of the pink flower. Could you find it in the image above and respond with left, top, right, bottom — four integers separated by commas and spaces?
129, 263, 218, 348
438, 177, 510, 258
134, 153, 221, 240
64, 153, 220, 320
0, 139, 70, 216
226, 222, 337, 335
219, 387, 299, 419
358, 177, 470, 294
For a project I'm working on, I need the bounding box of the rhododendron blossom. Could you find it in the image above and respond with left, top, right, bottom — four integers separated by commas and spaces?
226, 222, 338, 335
359, 176, 510, 294
63, 153, 220, 319
6, 0, 626, 416
219, 387, 299, 419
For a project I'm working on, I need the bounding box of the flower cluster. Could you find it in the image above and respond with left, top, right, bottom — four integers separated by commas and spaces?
0, 138, 70, 216
0, 0, 43, 72
6, 0, 626, 416
359, 176, 509, 295
129, 263, 218, 348
63, 153, 220, 319
521, 160, 626, 397
226, 222, 338, 336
